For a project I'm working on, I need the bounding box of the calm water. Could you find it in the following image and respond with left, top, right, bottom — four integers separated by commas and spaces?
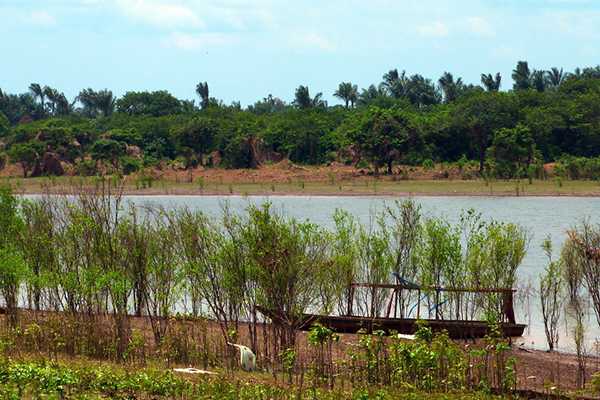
122, 195, 600, 352
28, 194, 600, 352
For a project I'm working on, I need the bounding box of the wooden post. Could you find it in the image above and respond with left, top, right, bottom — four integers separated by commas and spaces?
417, 289, 421, 320
503, 290, 516, 324
385, 289, 394, 318
347, 285, 354, 316
435, 289, 440, 320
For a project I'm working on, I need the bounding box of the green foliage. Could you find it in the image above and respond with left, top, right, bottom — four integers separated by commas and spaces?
556, 155, 600, 180
242, 203, 334, 342
116, 90, 183, 116
0, 359, 509, 400
0, 112, 8, 137
308, 324, 339, 346
106, 128, 142, 145
90, 139, 126, 165
539, 236, 564, 351
0, 188, 535, 396
75, 158, 98, 176
421, 159, 434, 170
120, 156, 141, 174
3, 75, 600, 175
7, 142, 40, 177
487, 124, 535, 178
339, 106, 420, 174
0, 186, 25, 328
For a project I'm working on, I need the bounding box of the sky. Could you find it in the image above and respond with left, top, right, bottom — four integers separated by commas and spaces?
1, 0, 600, 106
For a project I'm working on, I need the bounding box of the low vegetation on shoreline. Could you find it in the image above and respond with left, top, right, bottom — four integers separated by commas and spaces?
0, 357, 521, 400
5, 174, 600, 197
0, 181, 599, 397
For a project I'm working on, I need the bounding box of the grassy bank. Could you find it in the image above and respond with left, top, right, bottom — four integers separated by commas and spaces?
3, 175, 600, 196
0, 357, 516, 400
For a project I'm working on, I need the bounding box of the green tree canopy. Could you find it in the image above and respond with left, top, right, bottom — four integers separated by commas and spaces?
116, 91, 182, 116
8, 142, 41, 177
487, 124, 535, 178
340, 107, 419, 174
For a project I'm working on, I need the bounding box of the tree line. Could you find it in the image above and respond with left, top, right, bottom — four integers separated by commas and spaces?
2, 60, 600, 178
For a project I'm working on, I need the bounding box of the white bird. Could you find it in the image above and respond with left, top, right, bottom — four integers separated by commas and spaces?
227, 342, 256, 371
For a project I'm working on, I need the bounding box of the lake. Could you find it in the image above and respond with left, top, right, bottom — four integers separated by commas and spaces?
115, 194, 600, 352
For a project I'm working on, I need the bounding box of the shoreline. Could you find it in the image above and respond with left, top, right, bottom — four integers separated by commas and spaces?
16, 187, 600, 198
4, 173, 600, 197
5, 308, 598, 393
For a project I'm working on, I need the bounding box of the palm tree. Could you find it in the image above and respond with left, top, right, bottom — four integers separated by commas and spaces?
334, 82, 358, 108
382, 69, 408, 98
582, 66, 600, 79
531, 70, 547, 92
43, 86, 60, 115
76, 88, 114, 117
512, 61, 531, 90
294, 85, 326, 109
55, 93, 74, 116
357, 84, 387, 106
196, 82, 209, 109
96, 89, 115, 116
311, 92, 326, 108
29, 83, 45, 110
481, 73, 501, 92
405, 74, 441, 107
438, 72, 464, 102
77, 88, 97, 117
294, 85, 311, 108
546, 67, 568, 89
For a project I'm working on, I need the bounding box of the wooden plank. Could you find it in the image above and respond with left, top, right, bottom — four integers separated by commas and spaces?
299, 314, 526, 339
350, 283, 516, 293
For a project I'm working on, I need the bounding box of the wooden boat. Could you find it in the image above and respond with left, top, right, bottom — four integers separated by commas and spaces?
258, 282, 527, 339
294, 314, 526, 339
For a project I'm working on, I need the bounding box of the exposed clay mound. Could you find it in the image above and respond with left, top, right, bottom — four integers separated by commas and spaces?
31, 152, 64, 177
544, 162, 556, 176
208, 151, 222, 167
126, 144, 142, 158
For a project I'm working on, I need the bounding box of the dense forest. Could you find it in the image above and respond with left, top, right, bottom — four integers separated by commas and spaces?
2, 60, 600, 179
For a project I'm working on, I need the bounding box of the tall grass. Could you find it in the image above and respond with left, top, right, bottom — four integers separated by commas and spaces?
0, 180, 537, 393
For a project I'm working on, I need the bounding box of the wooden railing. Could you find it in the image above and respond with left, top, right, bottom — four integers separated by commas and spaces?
346, 283, 516, 324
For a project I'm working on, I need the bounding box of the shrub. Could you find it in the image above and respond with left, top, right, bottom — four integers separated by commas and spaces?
421, 159, 434, 170
74, 159, 97, 176
120, 156, 142, 175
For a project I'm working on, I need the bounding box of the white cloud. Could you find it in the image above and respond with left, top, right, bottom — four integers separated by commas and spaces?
550, 11, 600, 38
163, 32, 236, 50
466, 16, 494, 37
491, 45, 517, 59
289, 32, 336, 52
115, 0, 203, 29
27, 11, 56, 27
417, 21, 449, 37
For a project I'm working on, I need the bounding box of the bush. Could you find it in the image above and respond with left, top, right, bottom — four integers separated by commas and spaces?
75, 159, 97, 176
120, 156, 142, 175
422, 159, 434, 170
556, 156, 600, 180
356, 159, 369, 169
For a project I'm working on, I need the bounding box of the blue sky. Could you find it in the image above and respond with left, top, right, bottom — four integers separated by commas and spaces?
1, 0, 599, 106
